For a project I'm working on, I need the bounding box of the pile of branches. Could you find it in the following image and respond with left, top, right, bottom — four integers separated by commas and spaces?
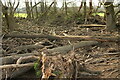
1, 24, 120, 79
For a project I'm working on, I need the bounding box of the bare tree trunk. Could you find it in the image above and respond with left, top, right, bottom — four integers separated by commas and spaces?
31, 1, 42, 19
104, 0, 116, 30
35, 2, 38, 18
78, 0, 84, 12
2, 0, 19, 31
61, 0, 65, 12
8, 0, 20, 17
25, 2, 31, 19
41, 0, 45, 13
89, 0, 93, 15
83, 0, 87, 19
8, 1, 14, 17
2, 6, 15, 31
44, 1, 47, 10
65, 0, 67, 15
53, 0, 57, 13
30, 1, 34, 19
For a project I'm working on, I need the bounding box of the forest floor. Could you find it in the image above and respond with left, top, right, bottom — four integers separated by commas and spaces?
2, 16, 120, 79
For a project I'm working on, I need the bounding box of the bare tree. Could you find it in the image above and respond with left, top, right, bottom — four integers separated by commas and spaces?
83, 0, 87, 19
104, 0, 117, 30
34, 1, 39, 18
25, 0, 41, 19
25, 0, 31, 19
53, 0, 57, 13
78, 0, 84, 12
2, 0, 20, 31
0, 0, 2, 34
41, 0, 45, 13
89, 0, 93, 15
30, 0, 34, 19
7, 0, 20, 17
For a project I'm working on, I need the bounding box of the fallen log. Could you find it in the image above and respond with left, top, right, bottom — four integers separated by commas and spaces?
4, 33, 120, 42
4, 34, 60, 40
5, 44, 44, 55
1, 52, 39, 64
1, 41, 99, 65
0, 41, 99, 79
47, 41, 99, 55
10, 66, 32, 78
58, 35, 119, 42
1, 63, 34, 79
1, 55, 39, 79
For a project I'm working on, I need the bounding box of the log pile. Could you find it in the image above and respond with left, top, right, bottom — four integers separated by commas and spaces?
1, 26, 119, 79
1, 39, 100, 78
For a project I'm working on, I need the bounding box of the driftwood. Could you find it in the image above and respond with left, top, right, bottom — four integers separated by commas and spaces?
4, 33, 120, 42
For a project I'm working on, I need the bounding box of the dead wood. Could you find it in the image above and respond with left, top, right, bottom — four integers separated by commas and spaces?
1, 54, 40, 79
4, 34, 60, 40
47, 41, 99, 55
1, 63, 33, 79
1, 52, 39, 64
0, 41, 100, 79
104, 52, 120, 55
41, 52, 101, 78
16, 56, 39, 64
58, 35, 119, 42
4, 33, 119, 42
5, 44, 44, 55
10, 67, 32, 78
1, 41, 99, 65
0, 63, 34, 69
78, 24, 106, 28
